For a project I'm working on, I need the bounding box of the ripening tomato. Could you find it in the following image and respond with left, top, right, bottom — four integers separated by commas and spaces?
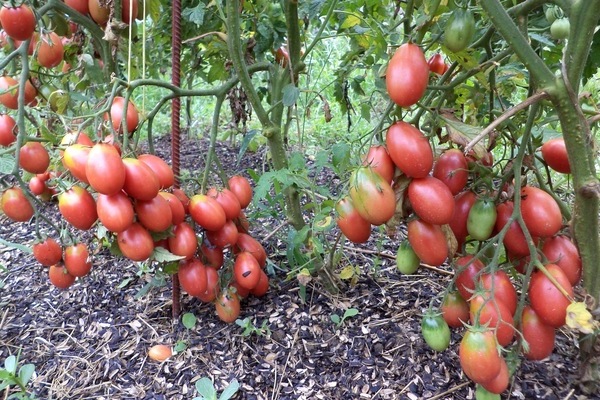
167, 222, 198, 259
32, 237, 62, 267
529, 263, 573, 328
96, 191, 135, 233
421, 313, 451, 352
63, 144, 91, 183
408, 176, 455, 225
200, 241, 224, 268
454, 255, 484, 301
228, 175, 253, 208
205, 219, 239, 248
65, 0, 89, 14
362, 145, 395, 183
197, 266, 220, 302
520, 305, 556, 361
250, 269, 270, 297
449, 191, 477, 248
432, 149, 468, 195
207, 187, 242, 220
1, 187, 34, 222
349, 166, 396, 226
467, 198, 497, 241
495, 202, 530, 258
441, 290, 470, 328
0, 5, 36, 41
520, 186, 562, 238
541, 138, 570, 174
234, 233, 267, 268
58, 185, 98, 230
407, 219, 448, 266
19, 142, 50, 174
122, 158, 160, 201
479, 271, 518, 315
427, 53, 449, 75
158, 191, 186, 225
28, 176, 47, 196
0, 114, 16, 146
106, 96, 139, 134
469, 293, 515, 347
459, 328, 502, 384
88, 0, 110, 25
177, 258, 208, 297
138, 154, 174, 189
481, 356, 509, 395
542, 235, 581, 286
0, 76, 20, 110
234, 251, 261, 290
386, 122, 433, 178
117, 222, 154, 261
189, 194, 227, 231
135, 194, 173, 232
64, 243, 92, 277
386, 43, 429, 108
48, 263, 76, 289
335, 196, 371, 244
86, 143, 126, 195
61, 131, 94, 147
215, 290, 241, 323
37, 32, 64, 68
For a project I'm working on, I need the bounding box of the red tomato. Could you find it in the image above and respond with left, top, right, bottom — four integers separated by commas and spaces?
230, 280, 250, 299
138, 154, 174, 189
335, 196, 371, 244
121, 0, 138, 23
528, 263, 573, 328
432, 149, 469, 195
65, 0, 89, 14
228, 175, 253, 208
386, 43, 429, 107
348, 166, 396, 226
200, 241, 224, 268
105, 96, 139, 134
117, 222, 154, 261
408, 176, 455, 225
122, 158, 160, 201
479, 271, 518, 315
427, 53, 449, 75
96, 191, 135, 233
167, 222, 198, 259
542, 235, 582, 285
62, 144, 91, 183
158, 191, 186, 225
19, 142, 50, 174
459, 328, 502, 384
454, 255, 484, 301
189, 194, 227, 231
386, 122, 433, 178
172, 188, 190, 213
215, 290, 241, 323
441, 290, 469, 328
469, 293, 515, 347
449, 191, 477, 248
233, 251, 261, 290
495, 202, 531, 258
274, 46, 290, 67
234, 233, 267, 268
177, 258, 208, 297
207, 187, 242, 220
250, 269, 269, 297
28, 176, 47, 196
86, 143, 126, 195
481, 356, 509, 394
197, 266, 220, 302
205, 219, 239, 248
1, 187, 34, 222
88, 0, 110, 25
362, 145, 395, 183
520, 305, 556, 361
0, 114, 16, 146
32, 237, 62, 267
0, 76, 20, 110
520, 186, 562, 238
58, 186, 98, 230
64, 243, 92, 277
407, 219, 448, 266
0, 5, 36, 41
48, 263, 76, 289
541, 138, 570, 173
37, 32, 64, 68
61, 131, 94, 147
135, 194, 173, 232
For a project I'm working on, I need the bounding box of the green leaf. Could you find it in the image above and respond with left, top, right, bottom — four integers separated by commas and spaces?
340, 13, 361, 30
0, 238, 32, 254
4, 356, 16, 374
183, 3, 206, 27
343, 308, 359, 318
330, 314, 341, 324
18, 364, 34, 386
152, 247, 186, 263
360, 103, 371, 122
583, 29, 600, 84
282, 84, 300, 107
195, 377, 217, 400
182, 313, 196, 330
0, 154, 15, 175
331, 143, 351, 174
219, 379, 240, 400
173, 340, 187, 353
237, 130, 260, 167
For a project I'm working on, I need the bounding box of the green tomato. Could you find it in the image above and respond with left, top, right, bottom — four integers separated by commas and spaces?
467, 198, 497, 241
421, 313, 451, 351
396, 240, 420, 274
550, 18, 570, 40
444, 9, 476, 53
545, 6, 559, 24
475, 384, 501, 400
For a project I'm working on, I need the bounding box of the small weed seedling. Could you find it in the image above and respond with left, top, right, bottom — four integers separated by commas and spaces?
331, 308, 359, 327
235, 317, 271, 337
0, 354, 36, 399
193, 377, 239, 400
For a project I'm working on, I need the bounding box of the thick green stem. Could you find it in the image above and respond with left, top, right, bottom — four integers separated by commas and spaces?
563, 1, 600, 90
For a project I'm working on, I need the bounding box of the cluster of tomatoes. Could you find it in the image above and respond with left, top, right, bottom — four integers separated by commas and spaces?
336, 42, 581, 395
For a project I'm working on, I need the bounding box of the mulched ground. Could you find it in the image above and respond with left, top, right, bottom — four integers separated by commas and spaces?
0, 134, 593, 399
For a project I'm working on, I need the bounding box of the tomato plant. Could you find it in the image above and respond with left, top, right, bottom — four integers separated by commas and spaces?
215, 289, 241, 323
138, 154, 175, 189
37, 32, 65, 69
48, 263, 76, 290
168, 222, 198, 259
449, 191, 477, 248
205, 219, 239, 248
233, 251, 261, 290
106, 97, 140, 134
541, 235, 582, 285
207, 187, 242, 220
0, 114, 17, 146
234, 233, 267, 268
454, 255, 484, 301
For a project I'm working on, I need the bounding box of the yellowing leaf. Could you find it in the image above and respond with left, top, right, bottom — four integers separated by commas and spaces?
297, 268, 312, 286
340, 13, 361, 30
566, 302, 596, 334
338, 265, 356, 280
